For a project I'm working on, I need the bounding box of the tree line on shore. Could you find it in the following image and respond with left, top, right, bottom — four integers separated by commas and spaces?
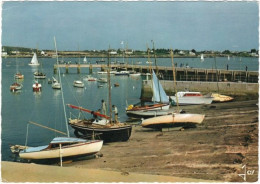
2, 46, 259, 58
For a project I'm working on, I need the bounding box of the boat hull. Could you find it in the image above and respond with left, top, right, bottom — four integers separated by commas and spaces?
141, 113, 205, 129
19, 140, 103, 160
69, 120, 132, 143
126, 110, 171, 118
170, 96, 213, 105
34, 75, 46, 79
127, 104, 170, 112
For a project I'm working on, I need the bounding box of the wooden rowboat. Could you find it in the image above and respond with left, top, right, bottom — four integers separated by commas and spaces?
141, 113, 205, 129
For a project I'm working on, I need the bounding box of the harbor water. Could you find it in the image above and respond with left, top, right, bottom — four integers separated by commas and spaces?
1, 56, 258, 161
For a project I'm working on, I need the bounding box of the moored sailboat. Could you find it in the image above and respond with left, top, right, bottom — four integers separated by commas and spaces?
17, 37, 103, 162
10, 82, 23, 92
68, 48, 132, 143
32, 80, 42, 92
28, 53, 40, 66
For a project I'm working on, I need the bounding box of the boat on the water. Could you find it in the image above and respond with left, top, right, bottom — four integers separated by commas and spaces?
19, 137, 103, 160
115, 70, 130, 76
169, 91, 213, 105
14, 73, 24, 79
73, 80, 84, 88
52, 77, 61, 89
97, 78, 108, 83
28, 53, 40, 66
129, 71, 141, 76
84, 75, 97, 81
15, 37, 103, 162
68, 50, 132, 143
141, 113, 205, 129
200, 54, 204, 61
83, 56, 87, 63
10, 82, 23, 92
97, 70, 116, 75
32, 81, 42, 92
34, 71, 46, 79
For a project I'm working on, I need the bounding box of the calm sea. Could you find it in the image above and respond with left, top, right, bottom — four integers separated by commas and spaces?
1, 56, 258, 161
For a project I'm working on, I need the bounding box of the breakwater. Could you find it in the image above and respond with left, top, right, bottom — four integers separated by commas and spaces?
54, 64, 258, 83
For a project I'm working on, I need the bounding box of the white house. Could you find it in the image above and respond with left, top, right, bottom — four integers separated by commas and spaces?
109, 50, 117, 55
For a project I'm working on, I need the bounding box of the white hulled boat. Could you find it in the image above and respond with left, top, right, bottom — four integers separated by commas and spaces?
170, 91, 213, 105
29, 53, 40, 66
10, 82, 23, 92
52, 77, 61, 89
73, 80, 84, 88
32, 81, 42, 92
19, 137, 102, 160
17, 37, 103, 161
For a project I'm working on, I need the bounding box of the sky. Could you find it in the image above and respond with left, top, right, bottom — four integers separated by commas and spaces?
1, 0, 259, 51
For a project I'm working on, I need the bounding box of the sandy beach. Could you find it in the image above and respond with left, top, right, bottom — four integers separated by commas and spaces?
1, 99, 258, 182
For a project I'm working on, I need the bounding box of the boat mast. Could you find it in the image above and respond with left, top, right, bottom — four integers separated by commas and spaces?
54, 36, 70, 137
107, 46, 112, 123
170, 49, 180, 112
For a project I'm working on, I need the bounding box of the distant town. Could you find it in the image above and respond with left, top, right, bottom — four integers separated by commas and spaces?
1, 46, 259, 58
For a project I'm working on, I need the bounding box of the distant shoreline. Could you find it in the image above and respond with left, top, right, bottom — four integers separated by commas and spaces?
2, 54, 258, 58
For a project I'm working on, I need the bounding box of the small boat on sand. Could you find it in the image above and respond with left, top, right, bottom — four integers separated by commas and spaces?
169, 91, 213, 105
19, 137, 103, 160
211, 93, 234, 102
141, 113, 205, 129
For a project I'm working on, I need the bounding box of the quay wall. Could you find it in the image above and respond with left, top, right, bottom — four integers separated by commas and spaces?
141, 80, 259, 99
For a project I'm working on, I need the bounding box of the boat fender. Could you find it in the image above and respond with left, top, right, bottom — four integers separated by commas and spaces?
127, 104, 134, 110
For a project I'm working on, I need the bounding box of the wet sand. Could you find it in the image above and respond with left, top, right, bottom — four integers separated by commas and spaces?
66, 99, 258, 182
1, 99, 258, 182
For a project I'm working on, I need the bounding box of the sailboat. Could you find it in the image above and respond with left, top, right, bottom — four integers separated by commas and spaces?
34, 60, 46, 79
28, 52, 40, 66
18, 37, 103, 161
14, 57, 24, 79
126, 46, 169, 118
52, 77, 61, 89
126, 70, 170, 117
141, 49, 205, 129
68, 48, 132, 143
10, 82, 23, 92
32, 80, 42, 92
83, 56, 87, 64
200, 54, 204, 61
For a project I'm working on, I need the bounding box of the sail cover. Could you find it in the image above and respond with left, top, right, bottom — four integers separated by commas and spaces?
152, 70, 169, 103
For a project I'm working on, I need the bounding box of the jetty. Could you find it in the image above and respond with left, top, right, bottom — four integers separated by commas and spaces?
54, 64, 258, 83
